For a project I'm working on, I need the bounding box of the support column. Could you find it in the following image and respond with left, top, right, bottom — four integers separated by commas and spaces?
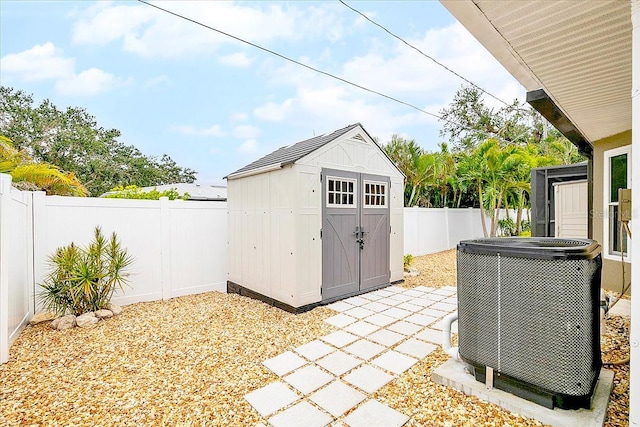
630, 1, 639, 425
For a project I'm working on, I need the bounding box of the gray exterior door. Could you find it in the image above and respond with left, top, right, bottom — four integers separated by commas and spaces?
321, 169, 390, 300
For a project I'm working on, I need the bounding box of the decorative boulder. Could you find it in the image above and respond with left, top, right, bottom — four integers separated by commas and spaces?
57, 314, 77, 330
30, 311, 57, 325
107, 303, 123, 315
95, 309, 113, 319
76, 312, 99, 328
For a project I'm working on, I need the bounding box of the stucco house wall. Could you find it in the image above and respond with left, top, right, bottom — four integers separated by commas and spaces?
593, 130, 632, 293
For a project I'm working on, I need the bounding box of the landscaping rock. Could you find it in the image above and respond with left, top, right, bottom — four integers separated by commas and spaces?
76, 313, 99, 328
57, 315, 76, 330
50, 317, 62, 329
404, 267, 420, 277
95, 309, 113, 319
29, 311, 57, 325
107, 303, 123, 315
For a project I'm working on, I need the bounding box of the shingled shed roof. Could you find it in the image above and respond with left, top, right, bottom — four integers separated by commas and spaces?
226, 123, 363, 179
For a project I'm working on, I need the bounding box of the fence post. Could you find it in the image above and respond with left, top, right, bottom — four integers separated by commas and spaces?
30, 191, 47, 314
0, 174, 12, 363
444, 207, 451, 249
160, 197, 172, 300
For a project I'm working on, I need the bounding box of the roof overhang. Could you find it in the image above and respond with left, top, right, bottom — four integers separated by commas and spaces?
441, 0, 632, 145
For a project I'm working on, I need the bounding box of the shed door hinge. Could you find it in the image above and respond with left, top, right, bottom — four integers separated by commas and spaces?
320, 229, 322, 239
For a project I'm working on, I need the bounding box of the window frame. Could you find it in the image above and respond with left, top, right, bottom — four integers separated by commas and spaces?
326, 176, 357, 208
603, 145, 632, 261
362, 180, 388, 208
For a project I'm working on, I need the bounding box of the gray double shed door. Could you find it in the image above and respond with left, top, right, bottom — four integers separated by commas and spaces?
321, 168, 391, 301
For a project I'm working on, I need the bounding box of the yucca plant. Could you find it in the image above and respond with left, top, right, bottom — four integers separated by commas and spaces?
39, 227, 134, 315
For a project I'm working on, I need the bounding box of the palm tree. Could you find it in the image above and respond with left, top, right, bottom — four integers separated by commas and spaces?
0, 135, 88, 196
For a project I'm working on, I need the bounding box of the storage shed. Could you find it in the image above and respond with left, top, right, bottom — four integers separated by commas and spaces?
226, 123, 405, 312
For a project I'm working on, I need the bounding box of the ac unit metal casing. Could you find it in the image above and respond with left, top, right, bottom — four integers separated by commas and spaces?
457, 238, 602, 409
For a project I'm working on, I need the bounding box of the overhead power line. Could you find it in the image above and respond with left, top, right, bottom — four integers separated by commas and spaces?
339, 0, 511, 107
136, 0, 444, 121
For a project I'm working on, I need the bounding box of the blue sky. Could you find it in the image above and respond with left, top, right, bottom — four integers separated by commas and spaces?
0, 1, 522, 184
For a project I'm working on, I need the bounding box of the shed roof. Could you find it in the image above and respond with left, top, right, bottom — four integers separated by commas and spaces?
227, 123, 365, 179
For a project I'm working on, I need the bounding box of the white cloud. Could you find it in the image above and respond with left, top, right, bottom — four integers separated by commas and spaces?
55, 68, 127, 96
253, 99, 294, 122
219, 53, 255, 68
233, 125, 261, 139
70, 2, 345, 58
144, 74, 170, 88
0, 42, 74, 82
238, 139, 258, 153
173, 124, 226, 137
231, 112, 249, 121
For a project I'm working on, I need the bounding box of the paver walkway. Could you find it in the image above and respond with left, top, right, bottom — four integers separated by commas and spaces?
245, 285, 458, 427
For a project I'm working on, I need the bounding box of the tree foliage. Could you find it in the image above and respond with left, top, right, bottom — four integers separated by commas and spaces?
0, 87, 197, 196
0, 135, 89, 196
103, 185, 190, 200
384, 86, 585, 237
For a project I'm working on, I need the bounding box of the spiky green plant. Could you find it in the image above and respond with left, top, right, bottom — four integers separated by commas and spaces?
38, 227, 134, 315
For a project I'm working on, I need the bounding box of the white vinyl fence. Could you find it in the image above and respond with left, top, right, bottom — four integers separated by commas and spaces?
0, 172, 524, 364
0, 174, 227, 363
403, 207, 521, 256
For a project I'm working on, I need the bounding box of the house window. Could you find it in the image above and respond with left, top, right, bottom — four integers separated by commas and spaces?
604, 146, 631, 260
363, 181, 387, 207
327, 177, 355, 207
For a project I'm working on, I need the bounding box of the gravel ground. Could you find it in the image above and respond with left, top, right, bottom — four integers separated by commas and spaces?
0, 249, 630, 426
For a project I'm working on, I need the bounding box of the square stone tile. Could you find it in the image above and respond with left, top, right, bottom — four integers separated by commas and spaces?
395, 302, 423, 312
360, 292, 383, 301
430, 301, 458, 313
343, 365, 393, 393
343, 399, 409, 427
381, 307, 412, 319
385, 320, 422, 336
344, 321, 379, 337
367, 329, 405, 346
324, 313, 358, 328
244, 381, 299, 417
283, 365, 334, 395
394, 338, 438, 359
320, 331, 359, 348
263, 351, 307, 376
415, 328, 442, 344
269, 401, 332, 427
343, 339, 386, 360
386, 285, 406, 293
309, 380, 366, 417
408, 298, 434, 307
371, 350, 418, 375
344, 296, 370, 306
420, 293, 445, 302
387, 293, 414, 303
405, 313, 439, 327
361, 301, 391, 313
328, 301, 355, 312
295, 340, 335, 361
343, 306, 375, 319
443, 296, 458, 305
370, 289, 394, 298
430, 319, 458, 332
401, 289, 425, 297
376, 296, 400, 306
414, 285, 436, 293
316, 350, 362, 376
420, 308, 448, 318
432, 287, 456, 296
365, 313, 396, 327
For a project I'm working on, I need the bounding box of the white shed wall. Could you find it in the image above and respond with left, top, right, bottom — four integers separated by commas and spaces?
554, 181, 588, 238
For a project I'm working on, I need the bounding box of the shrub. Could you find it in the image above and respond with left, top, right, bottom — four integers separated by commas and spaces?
404, 254, 414, 269
104, 185, 189, 200
498, 217, 516, 236
38, 227, 134, 315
